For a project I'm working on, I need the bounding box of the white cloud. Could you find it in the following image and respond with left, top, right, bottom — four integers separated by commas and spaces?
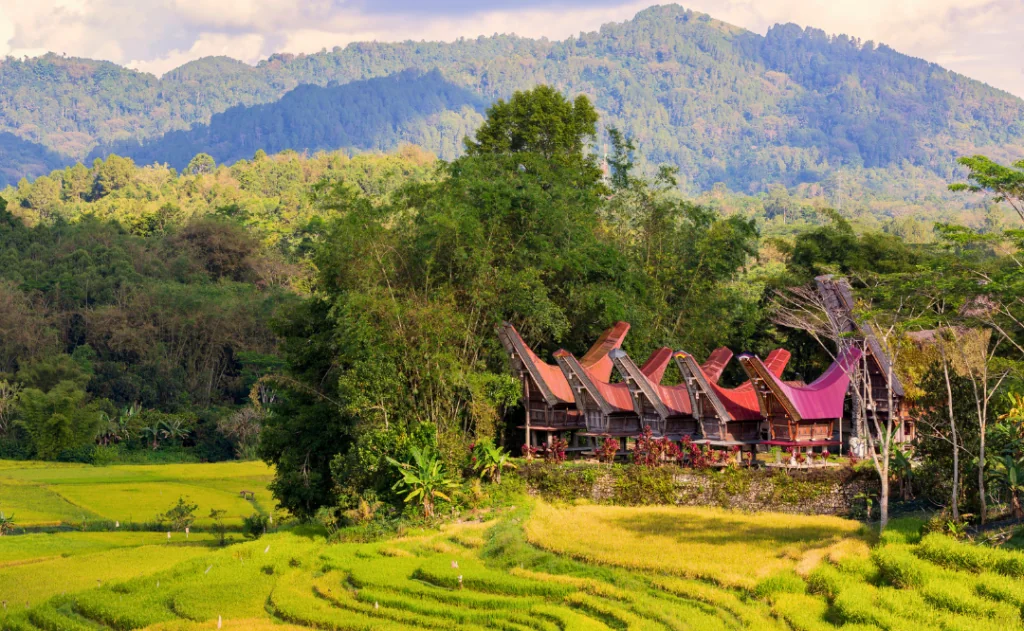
128, 32, 266, 75
0, 0, 1021, 98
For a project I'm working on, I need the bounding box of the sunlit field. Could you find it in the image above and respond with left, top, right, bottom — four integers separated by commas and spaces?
4, 488, 1024, 630
0, 460, 277, 527
525, 502, 870, 589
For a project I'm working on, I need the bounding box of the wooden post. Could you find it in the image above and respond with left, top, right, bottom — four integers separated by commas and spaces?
522, 372, 532, 449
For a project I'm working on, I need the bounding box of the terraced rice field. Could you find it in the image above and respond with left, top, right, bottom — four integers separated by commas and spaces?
0, 461, 278, 527
5, 495, 1024, 631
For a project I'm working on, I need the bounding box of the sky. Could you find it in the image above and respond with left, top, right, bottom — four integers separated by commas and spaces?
1, 0, 1022, 99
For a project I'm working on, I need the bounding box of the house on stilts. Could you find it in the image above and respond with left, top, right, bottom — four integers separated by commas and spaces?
497, 321, 630, 450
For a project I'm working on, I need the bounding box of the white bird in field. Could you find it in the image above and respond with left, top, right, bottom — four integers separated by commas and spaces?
264, 545, 270, 553
218, 615, 222, 629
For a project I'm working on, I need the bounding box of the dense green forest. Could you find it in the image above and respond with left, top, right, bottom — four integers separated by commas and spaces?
3, 84, 1024, 530
2, 5, 1022, 219
92, 70, 486, 168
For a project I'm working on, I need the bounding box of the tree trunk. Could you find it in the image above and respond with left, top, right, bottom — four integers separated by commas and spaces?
978, 434, 987, 524
942, 359, 960, 521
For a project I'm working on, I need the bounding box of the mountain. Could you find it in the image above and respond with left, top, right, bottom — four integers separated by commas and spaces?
90, 70, 485, 169
0, 133, 68, 188
1, 4, 1023, 202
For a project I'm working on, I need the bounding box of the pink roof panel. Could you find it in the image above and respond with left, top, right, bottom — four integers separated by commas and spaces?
741, 348, 861, 420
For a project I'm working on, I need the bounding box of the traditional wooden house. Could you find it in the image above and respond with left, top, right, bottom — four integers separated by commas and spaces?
816, 275, 912, 446
675, 349, 791, 447
610, 347, 732, 440
553, 346, 673, 440
739, 348, 861, 449
497, 321, 630, 448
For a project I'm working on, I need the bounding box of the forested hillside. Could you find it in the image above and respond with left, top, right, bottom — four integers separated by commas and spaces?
0, 133, 67, 187
1, 4, 1022, 213
91, 70, 485, 168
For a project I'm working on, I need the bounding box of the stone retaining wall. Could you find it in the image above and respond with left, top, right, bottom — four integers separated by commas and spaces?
518, 461, 879, 517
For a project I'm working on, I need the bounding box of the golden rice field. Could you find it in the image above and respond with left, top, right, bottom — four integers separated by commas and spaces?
0, 460, 278, 527
4, 481, 1024, 631
525, 503, 870, 590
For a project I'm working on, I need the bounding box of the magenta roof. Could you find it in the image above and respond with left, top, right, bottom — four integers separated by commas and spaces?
739, 347, 862, 420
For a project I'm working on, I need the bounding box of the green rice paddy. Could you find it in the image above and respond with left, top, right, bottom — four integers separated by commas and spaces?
3, 460, 1024, 630
0, 460, 277, 527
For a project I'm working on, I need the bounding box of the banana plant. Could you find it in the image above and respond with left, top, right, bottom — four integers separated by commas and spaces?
991, 455, 1024, 521
890, 446, 915, 501
472, 440, 517, 485
386, 446, 459, 518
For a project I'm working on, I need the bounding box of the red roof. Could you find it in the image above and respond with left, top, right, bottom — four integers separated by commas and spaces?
640, 347, 673, 384
498, 322, 630, 407
740, 347, 861, 420
555, 346, 669, 415
578, 321, 631, 382
615, 347, 733, 418
677, 348, 791, 421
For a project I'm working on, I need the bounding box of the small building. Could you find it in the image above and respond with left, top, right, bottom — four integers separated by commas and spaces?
498, 321, 630, 449
816, 275, 912, 447
610, 347, 732, 440
739, 348, 861, 450
554, 346, 672, 440
676, 348, 791, 447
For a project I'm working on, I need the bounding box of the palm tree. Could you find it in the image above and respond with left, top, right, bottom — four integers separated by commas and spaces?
386, 447, 459, 518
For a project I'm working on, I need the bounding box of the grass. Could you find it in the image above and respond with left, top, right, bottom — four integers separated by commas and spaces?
4, 461, 1024, 630
0, 460, 278, 527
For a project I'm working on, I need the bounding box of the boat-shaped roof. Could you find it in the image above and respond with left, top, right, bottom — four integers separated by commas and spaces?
498, 322, 630, 406
739, 347, 861, 421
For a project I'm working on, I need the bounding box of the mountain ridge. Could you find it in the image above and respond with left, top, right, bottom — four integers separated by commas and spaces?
1, 4, 1022, 207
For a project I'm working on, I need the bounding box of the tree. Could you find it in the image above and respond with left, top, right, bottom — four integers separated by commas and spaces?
160, 496, 198, 531
209, 509, 228, 546
771, 283, 906, 530
950, 156, 1024, 224
17, 381, 106, 459
184, 153, 216, 176
465, 85, 600, 171
91, 155, 135, 200
0, 380, 20, 437
386, 446, 459, 518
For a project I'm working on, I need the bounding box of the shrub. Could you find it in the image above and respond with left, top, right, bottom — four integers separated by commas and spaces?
596, 435, 619, 463
243, 513, 270, 540
159, 496, 198, 532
